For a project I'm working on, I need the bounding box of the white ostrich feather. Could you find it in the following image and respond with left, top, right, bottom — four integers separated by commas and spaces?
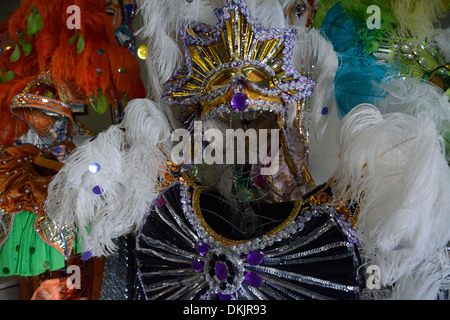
45, 99, 171, 256
332, 105, 450, 299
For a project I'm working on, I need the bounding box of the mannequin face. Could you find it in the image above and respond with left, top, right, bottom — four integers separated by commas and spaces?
105, 0, 123, 31
285, 0, 315, 28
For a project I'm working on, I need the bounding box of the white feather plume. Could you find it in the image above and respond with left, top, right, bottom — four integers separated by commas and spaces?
45, 125, 127, 255
45, 99, 171, 256
433, 27, 450, 61
376, 77, 450, 137
118, 99, 172, 237
332, 105, 450, 299
136, 0, 217, 100
291, 26, 339, 137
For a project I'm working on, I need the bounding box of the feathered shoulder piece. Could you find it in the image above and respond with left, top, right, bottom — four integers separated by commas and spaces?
45, 99, 172, 257
332, 105, 450, 299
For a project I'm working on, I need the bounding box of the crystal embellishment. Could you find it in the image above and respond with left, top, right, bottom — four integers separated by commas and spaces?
161, 0, 316, 115
247, 250, 264, 265
88, 162, 101, 173
135, 181, 363, 300
231, 92, 248, 111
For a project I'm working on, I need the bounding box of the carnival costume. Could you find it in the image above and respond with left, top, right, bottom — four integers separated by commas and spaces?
47, 0, 360, 299
0, 0, 145, 279
45, 0, 450, 300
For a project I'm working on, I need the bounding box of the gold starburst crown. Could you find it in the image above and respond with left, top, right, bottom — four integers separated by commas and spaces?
162, 0, 316, 121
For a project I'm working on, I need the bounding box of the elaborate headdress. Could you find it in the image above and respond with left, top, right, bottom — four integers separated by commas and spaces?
160, 0, 318, 198
162, 0, 316, 123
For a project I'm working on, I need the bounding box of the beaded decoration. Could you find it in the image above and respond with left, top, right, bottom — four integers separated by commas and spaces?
161, 0, 316, 121
136, 181, 363, 300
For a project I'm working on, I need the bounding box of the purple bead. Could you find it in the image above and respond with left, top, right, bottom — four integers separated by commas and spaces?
191, 259, 204, 273
321, 106, 329, 115
196, 242, 209, 256
231, 92, 248, 111
157, 198, 165, 207
247, 250, 265, 265
92, 186, 104, 195
215, 262, 228, 281
245, 272, 263, 288
82, 251, 92, 260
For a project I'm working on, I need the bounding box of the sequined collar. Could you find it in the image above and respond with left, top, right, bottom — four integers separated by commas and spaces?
136, 181, 363, 300
190, 186, 302, 248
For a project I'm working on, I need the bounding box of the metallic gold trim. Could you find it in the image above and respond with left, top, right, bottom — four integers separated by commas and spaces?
192, 186, 302, 247
34, 213, 76, 258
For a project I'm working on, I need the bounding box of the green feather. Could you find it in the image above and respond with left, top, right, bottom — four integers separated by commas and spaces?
0, 70, 15, 83
76, 34, 85, 54
68, 31, 78, 45
96, 91, 108, 115
10, 45, 20, 62
26, 7, 43, 36
19, 39, 32, 57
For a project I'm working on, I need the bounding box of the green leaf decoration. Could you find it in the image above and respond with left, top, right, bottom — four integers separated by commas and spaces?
76, 34, 85, 54
68, 31, 78, 45
89, 100, 97, 113
26, 7, 43, 36
0, 70, 15, 83
96, 91, 107, 114
19, 39, 32, 57
10, 45, 20, 62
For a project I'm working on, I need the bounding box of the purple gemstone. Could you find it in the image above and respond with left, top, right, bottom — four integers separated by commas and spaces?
215, 262, 228, 281
231, 92, 248, 111
191, 259, 204, 273
196, 242, 209, 256
247, 250, 265, 265
321, 106, 329, 115
157, 198, 165, 207
82, 251, 92, 260
245, 272, 263, 288
92, 185, 104, 195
